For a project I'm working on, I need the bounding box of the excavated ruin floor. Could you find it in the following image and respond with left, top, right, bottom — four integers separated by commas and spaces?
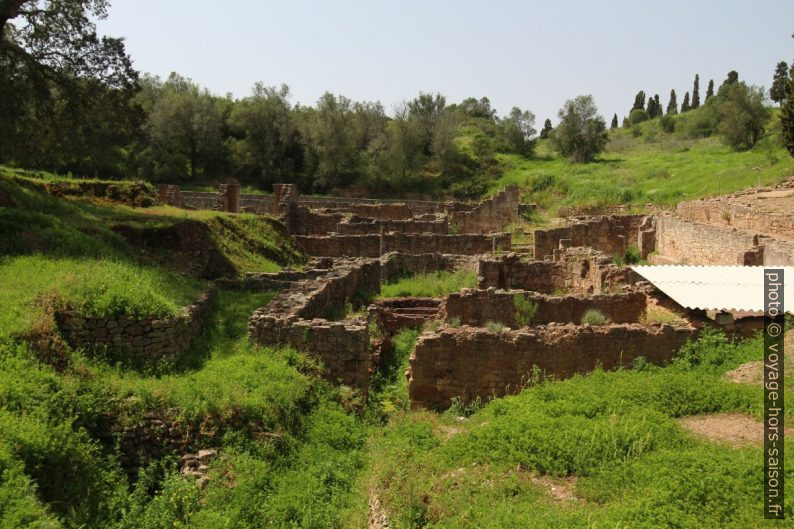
724, 330, 794, 385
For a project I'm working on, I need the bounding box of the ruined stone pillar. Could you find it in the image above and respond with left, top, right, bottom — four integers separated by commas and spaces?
217, 182, 240, 213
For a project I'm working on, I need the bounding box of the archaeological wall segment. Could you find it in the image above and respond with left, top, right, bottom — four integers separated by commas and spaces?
439, 288, 648, 327
294, 233, 511, 257
407, 323, 698, 409
533, 215, 645, 259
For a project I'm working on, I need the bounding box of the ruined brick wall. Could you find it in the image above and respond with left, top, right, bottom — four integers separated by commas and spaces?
477, 251, 632, 295
180, 191, 218, 210
289, 206, 347, 235
764, 239, 794, 266
380, 252, 477, 283
56, 289, 217, 368
216, 183, 240, 213
408, 323, 698, 409
676, 184, 794, 240
239, 194, 275, 214
157, 185, 183, 208
248, 259, 381, 390
533, 215, 645, 259
336, 216, 448, 235
451, 186, 520, 234
294, 233, 511, 257
439, 289, 647, 327
652, 214, 760, 265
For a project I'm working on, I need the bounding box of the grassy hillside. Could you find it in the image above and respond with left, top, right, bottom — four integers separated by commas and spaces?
490, 108, 794, 217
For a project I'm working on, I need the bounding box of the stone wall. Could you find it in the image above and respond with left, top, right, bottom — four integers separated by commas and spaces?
533, 215, 645, 259
157, 184, 182, 208
450, 185, 520, 234
248, 259, 381, 390
439, 289, 647, 327
294, 233, 511, 257
652, 214, 761, 265
56, 288, 217, 368
336, 216, 449, 235
380, 252, 477, 283
216, 183, 240, 213
675, 181, 794, 240
180, 191, 218, 210
477, 251, 635, 295
764, 238, 794, 266
408, 323, 698, 409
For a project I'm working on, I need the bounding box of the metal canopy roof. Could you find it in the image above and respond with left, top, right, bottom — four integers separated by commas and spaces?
630, 265, 794, 313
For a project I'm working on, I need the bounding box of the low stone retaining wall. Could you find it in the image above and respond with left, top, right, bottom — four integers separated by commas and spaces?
295, 233, 511, 257
408, 323, 698, 409
450, 185, 520, 234
248, 259, 380, 390
56, 288, 217, 367
534, 215, 645, 259
439, 289, 647, 327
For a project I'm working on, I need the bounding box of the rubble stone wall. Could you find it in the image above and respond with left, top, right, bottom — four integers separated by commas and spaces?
652, 214, 759, 265
450, 185, 520, 234
336, 216, 449, 235
248, 259, 381, 390
56, 288, 217, 367
764, 239, 794, 266
380, 252, 477, 283
477, 252, 635, 295
294, 233, 511, 257
439, 289, 647, 327
408, 323, 698, 409
534, 215, 645, 259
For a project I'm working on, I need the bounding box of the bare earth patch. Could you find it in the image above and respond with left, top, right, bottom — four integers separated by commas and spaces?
368, 491, 391, 529
677, 413, 783, 447
530, 474, 581, 503
725, 331, 793, 386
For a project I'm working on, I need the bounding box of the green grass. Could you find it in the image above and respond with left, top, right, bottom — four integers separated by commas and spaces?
354, 331, 794, 528
491, 108, 794, 217
379, 270, 477, 298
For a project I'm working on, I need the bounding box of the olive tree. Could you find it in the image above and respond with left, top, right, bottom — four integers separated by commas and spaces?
551, 95, 608, 163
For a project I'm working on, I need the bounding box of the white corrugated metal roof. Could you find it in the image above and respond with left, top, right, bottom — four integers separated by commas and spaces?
631, 265, 794, 313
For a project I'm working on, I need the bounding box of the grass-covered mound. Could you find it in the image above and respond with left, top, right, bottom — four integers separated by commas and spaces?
0, 172, 304, 339
352, 330, 794, 528
492, 107, 794, 217
379, 270, 477, 298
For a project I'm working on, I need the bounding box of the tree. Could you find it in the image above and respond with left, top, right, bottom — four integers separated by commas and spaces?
610, 113, 618, 129
647, 94, 662, 118
458, 97, 497, 120
691, 74, 701, 109
227, 83, 304, 188
770, 61, 790, 105
705, 79, 715, 101
681, 91, 691, 112
407, 92, 446, 156
654, 94, 662, 117
781, 72, 794, 156
666, 89, 678, 115
539, 119, 553, 139
632, 91, 646, 111
500, 107, 536, 157
721, 70, 739, 90
0, 0, 138, 174
551, 95, 608, 163
138, 73, 227, 181
717, 83, 770, 150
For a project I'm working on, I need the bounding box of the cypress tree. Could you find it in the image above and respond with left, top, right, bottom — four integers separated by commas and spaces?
782, 67, 794, 156
633, 91, 646, 111
666, 89, 678, 115
721, 71, 739, 89
771, 61, 790, 105
539, 118, 553, 139
705, 79, 714, 101
646, 98, 656, 118
691, 74, 700, 109
653, 94, 662, 117
681, 92, 691, 113
610, 113, 618, 129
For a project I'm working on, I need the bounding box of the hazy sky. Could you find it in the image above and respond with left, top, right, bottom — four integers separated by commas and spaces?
97, 0, 794, 124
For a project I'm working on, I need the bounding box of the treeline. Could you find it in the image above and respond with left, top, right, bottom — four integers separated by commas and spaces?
612, 71, 774, 151
127, 75, 537, 195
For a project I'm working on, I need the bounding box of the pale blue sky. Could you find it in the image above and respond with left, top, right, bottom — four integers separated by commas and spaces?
98, 0, 794, 124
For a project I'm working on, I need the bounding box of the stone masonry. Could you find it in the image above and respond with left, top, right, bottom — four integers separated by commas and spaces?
407, 323, 698, 409
56, 288, 217, 368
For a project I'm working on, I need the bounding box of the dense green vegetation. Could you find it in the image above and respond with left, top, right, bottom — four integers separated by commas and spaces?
494, 109, 794, 217
379, 270, 478, 298
352, 331, 794, 528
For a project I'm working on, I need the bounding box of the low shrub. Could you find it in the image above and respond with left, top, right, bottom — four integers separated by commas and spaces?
581, 309, 608, 325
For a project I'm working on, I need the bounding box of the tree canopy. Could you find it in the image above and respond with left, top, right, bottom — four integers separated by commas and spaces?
551, 95, 608, 163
